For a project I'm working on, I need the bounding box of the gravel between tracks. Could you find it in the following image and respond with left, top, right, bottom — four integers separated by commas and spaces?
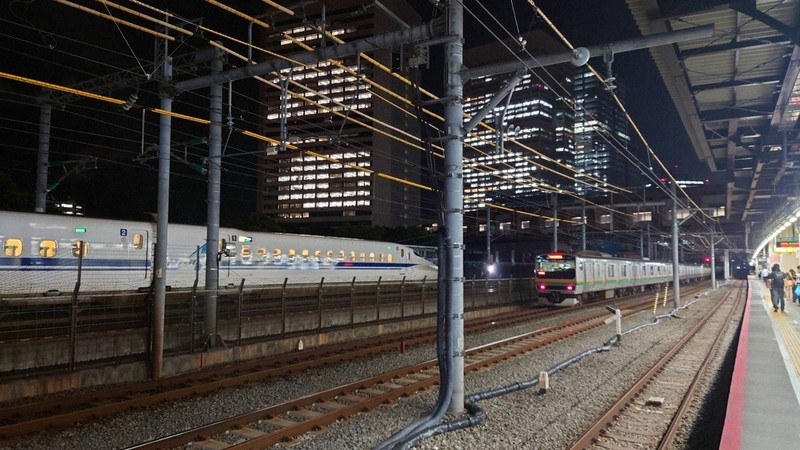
3, 286, 736, 450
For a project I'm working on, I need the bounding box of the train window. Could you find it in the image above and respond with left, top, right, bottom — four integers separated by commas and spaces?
273, 249, 282, 258
400, 248, 405, 258
621, 266, 627, 277
288, 249, 296, 261
133, 233, 144, 250
369, 252, 375, 262
314, 250, 322, 262
350, 251, 356, 262
338, 250, 345, 261
241, 246, 251, 260
608, 265, 615, 277
39, 240, 57, 257
301, 249, 310, 261
219, 239, 227, 253
72, 241, 88, 257
327, 250, 334, 260
387, 253, 393, 263
257, 248, 268, 261
379, 253, 384, 262
4, 238, 23, 257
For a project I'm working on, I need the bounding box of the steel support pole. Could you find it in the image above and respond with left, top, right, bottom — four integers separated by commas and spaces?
724, 249, 730, 280
153, 56, 173, 379
444, 0, 465, 414
35, 101, 52, 213
176, 23, 441, 92
553, 193, 558, 251
711, 224, 717, 289
460, 25, 714, 80
486, 205, 491, 270
204, 47, 224, 348
672, 182, 681, 308
581, 204, 586, 251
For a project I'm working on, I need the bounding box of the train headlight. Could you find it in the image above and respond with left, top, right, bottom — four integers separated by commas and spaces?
566, 284, 574, 291
537, 284, 547, 290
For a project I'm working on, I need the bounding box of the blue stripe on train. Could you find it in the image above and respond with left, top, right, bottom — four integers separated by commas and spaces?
0, 257, 418, 270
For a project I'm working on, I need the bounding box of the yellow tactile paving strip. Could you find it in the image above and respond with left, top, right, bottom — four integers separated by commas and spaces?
757, 282, 800, 381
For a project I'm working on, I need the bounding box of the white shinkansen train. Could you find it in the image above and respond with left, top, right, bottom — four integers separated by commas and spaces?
0, 211, 439, 296
535, 252, 710, 306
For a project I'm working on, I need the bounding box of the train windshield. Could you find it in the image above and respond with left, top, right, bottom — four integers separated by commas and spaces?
535, 253, 576, 278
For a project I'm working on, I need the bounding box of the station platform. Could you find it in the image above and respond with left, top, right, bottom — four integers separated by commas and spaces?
720, 278, 800, 448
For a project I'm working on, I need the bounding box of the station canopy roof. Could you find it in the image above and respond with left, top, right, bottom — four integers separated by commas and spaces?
624, 0, 800, 251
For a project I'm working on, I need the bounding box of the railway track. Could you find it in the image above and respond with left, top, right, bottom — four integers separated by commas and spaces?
121, 287, 709, 450
0, 283, 708, 448
0, 304, 560, 442
569, 283, 743, 450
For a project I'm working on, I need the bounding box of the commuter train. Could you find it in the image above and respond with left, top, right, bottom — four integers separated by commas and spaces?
534, 252, 710, 306
0, 211, 439, 296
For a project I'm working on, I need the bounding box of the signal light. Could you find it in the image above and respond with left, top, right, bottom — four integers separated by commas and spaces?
703, 256, 711, 263
537, 284, 547, 290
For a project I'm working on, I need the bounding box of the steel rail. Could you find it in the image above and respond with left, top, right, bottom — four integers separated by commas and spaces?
123, 288, 709, 450
569, 282, 743, 449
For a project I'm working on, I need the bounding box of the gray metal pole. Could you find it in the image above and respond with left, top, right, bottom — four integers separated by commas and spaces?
280, 74, 289, 152
710, 224, 717, 289
486, 205, 491, 270
581, 203, 586, 251
153, 56, 173, 379
176, 23, 442, 92
640, 229, 644, 258
444, 0, 465, 414
204, 47, 224, 347
724, 249, 730, 280
35, 101, 52, 213
460, 25, 714, 80
672, 182, 681, 308
553, 193, 558, 251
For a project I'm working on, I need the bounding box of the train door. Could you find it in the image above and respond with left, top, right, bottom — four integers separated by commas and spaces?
584, 261, 592, 289
597, 262, 604, 290
580, 260, 588, 292
127, 228, 150, 280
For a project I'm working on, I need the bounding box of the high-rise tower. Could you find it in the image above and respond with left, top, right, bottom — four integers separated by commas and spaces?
256, 1, 424, 228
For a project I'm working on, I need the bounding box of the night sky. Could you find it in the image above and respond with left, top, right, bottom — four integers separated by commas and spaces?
0, 1, 701, 224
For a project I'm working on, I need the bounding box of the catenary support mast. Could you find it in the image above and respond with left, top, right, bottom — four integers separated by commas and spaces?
444, 0, 465, 414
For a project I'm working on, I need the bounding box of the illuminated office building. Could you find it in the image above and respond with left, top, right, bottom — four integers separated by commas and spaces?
462, 31, 575, 212
256, 1, 424, 227
572, 68, 639, 195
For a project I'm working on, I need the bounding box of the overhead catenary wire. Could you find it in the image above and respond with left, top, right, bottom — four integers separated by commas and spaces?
526, 1, 718, 225
4, 0, 708, 239
470, 0, 726, 244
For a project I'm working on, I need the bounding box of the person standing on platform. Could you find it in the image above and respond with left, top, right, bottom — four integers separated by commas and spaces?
765, 264, 787, 312
790, 269, 799, 303
760, 265, 770, 282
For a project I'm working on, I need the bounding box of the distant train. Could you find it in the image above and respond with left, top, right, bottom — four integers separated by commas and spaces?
534, 252, 710, 305
0, 211, 439, 296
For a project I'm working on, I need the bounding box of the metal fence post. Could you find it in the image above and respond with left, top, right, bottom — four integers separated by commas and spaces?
400, 276, 406, 318
281, 278, 288, 336
350, 276, 356, 328
420, 276, 427, 315
318, 277, 324, 332
237, 278, 245, 346
68, 240, 84, 371
376, 276, 382, 323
